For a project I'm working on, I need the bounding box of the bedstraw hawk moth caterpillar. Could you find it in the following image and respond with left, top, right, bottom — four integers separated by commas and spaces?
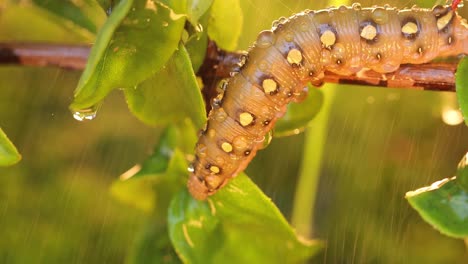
188, 2, 468, 200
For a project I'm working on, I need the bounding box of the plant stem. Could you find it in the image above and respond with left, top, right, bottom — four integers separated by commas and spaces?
290, 85, 336, 238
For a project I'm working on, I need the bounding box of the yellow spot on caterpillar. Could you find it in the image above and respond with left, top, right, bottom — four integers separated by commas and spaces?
287, 49, 303, 65
262, 78, 277, 94
221, 142, 233, 153
239, 112, 254, 126
320, 30, 336, 47
437, 11, 453, 30
402, 22, 418, 35
360, 24, 377, 40
209, 165, 220, 174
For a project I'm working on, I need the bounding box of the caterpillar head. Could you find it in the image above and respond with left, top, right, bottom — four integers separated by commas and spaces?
188, 174, 210, 200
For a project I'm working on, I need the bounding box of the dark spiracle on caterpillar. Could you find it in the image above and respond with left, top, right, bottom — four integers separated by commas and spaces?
187, 1, 468, 200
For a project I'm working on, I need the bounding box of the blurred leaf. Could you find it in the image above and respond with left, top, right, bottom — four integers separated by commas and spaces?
456, 56, 468, 126
127, 221, 181, 264
406, 177, 468, 238
111, 123, 197, 212
168, 173, 322, 263
125, 45, 207, 129
32, 0, 106, 34
186, 0, 213, 26
0, 5, 95, 42
0, 128, 21, 166
95, 0, 114, 12
456, 152, 468, 191
274, 86, 324, 137
207, 0, 242, 51
71, 0, 186, 111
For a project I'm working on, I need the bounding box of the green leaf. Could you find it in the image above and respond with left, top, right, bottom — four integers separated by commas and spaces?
32, 0, 106, 34
125, 45, 207, 129
456, 152, 468, 191
168, 173, 322, 263
111, 123, 197, 212
186, 0, 213, 26
127, 221, 181, 264
0, 4, 95, 43
406, 177, 468, 238
0, 128, 21, 166
207, 0, 242, 51
456, 56, 468, 126
274, 86, 324, 137
71, 0, 186, 111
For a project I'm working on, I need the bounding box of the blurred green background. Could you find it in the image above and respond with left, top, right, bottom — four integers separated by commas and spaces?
1, 0, 468, 263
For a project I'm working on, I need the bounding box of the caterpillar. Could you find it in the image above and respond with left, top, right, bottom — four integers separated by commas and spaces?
188, 2, 468, 200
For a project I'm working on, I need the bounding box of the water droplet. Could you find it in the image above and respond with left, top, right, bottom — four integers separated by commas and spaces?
162, 21, 169, 27
188, 164, 195, 173
195, 23, 203, 33
72, 104, 100, 121
256, 30, 276, 48
218, 79, 229, 92
284, 30, 294, 41
196, 144, 207, 157
352, 3, 361, 10
259, 131, 273, 149
214, 109, 227, 122
238, 54, 248, 67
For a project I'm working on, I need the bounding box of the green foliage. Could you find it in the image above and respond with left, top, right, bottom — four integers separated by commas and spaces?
0, 128, 21, 166
456, 56, 468, 126
406, 176, 468, 238
71, 0, 186, 111
111, 123, 197, 213
32, 0, 105, 33
0, 2, 99, 43
2, 0, 468, 263
168, 174, 321, 263
207, 0, 243, 51
275, 86, 324, 137
457, 153, 468, 191
124, 45, 206, 129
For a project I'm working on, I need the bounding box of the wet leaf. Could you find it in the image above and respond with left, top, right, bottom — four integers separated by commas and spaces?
110, 123, 197, 212
456, 152, 468, 191
125, 45, 206, 129
406, 177, 468, 238
32, 0, 106, 34
0, 128, 21, 166
207, 0, 243, 51
186, 0, 213, 26
456, 56, 468, 126
71, 0, 186, 111
185, 11, 210, 72
168, 173, 322, 263
274, 86, 324, 137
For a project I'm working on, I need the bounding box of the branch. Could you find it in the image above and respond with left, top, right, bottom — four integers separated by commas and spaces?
0, 41, 459, 94
0, 43, 89, 70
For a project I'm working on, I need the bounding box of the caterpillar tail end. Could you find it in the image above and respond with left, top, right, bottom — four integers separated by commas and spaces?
188, 174, 209, 200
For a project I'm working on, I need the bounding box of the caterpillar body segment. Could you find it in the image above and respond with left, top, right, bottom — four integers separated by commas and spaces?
188, 3, 468, 200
